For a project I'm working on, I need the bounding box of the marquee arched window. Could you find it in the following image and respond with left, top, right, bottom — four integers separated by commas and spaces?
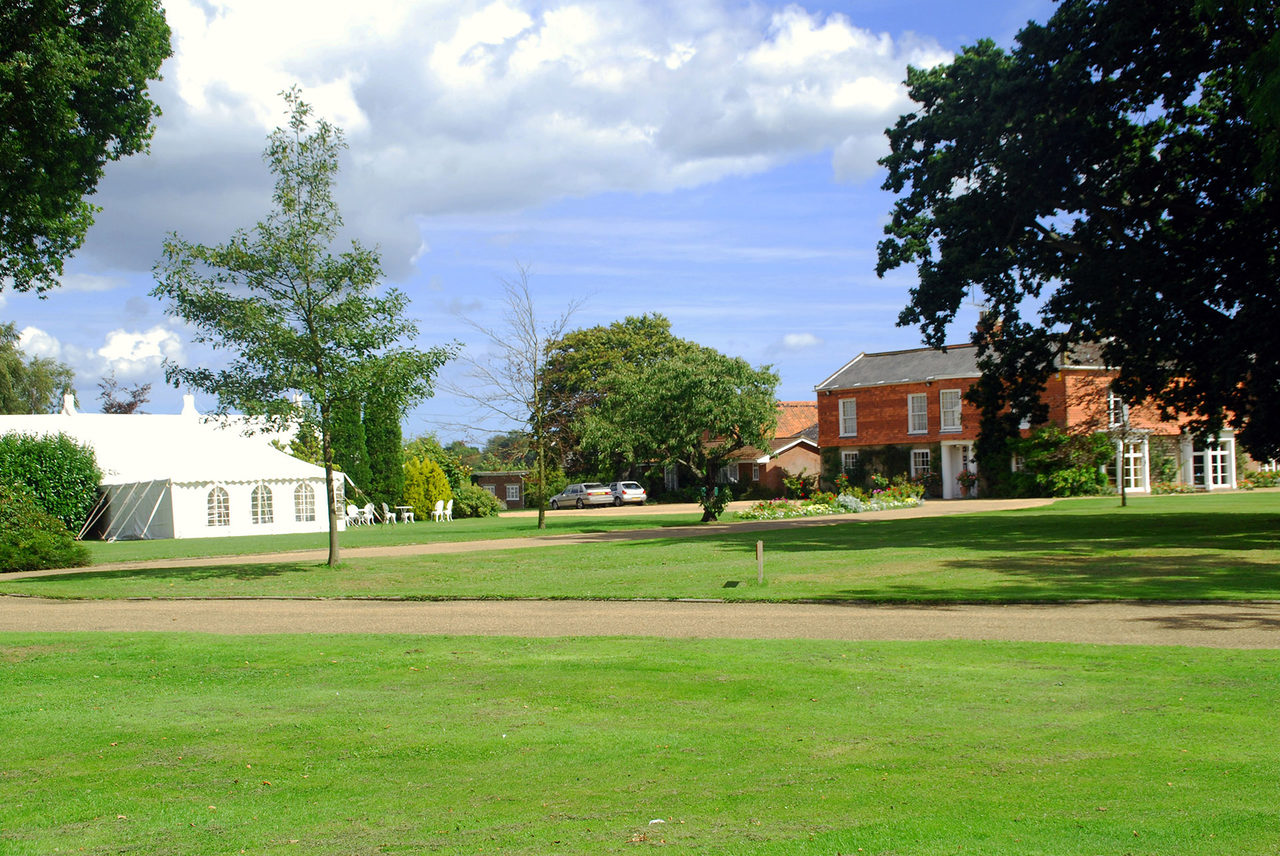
251, 484, 274, 524
294, 483, 316, 522
207, 486, 230, 527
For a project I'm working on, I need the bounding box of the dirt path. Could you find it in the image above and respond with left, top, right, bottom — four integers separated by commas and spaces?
2, 596, 1277, 648
5, 497, 1277, 648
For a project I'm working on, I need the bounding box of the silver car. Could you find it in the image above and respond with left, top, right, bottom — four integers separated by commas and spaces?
548, 482, 614, 509
609, 481, 647, 506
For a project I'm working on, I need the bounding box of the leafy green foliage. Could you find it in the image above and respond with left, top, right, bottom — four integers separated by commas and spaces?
362, 392, 403, 510
402, 456, 451, 519
1007, 427, 1113, 497
403, 434, 471, 490
581, 343, 778, 521
451, 482, 506, 518
0, 431, 101, 529
0, 0, 171, 293
522, 465, 567, 509
152, 90, 452, 564
541, 313, 684, 475
0, 322, 75, 414
330, 400, 371, 493
879, 0, 1280, 463
0, 481, 89, 571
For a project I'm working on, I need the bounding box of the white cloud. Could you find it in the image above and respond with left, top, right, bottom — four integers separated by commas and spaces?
97, 326, 186, 377
781, 332, 823, 350
77, 0, 948, 277
18, 326, 64, 359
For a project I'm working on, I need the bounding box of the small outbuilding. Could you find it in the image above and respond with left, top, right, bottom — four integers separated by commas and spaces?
0, 395, 342, 540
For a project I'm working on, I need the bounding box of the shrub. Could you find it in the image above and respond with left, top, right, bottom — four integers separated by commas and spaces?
402, 456, 452, 518
452, 483, 506, 518
0, 482, 90, 572
1006, 427, 1112, 497
0, 432, 102, 531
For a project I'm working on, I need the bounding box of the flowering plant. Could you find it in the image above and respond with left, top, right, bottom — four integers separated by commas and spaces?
956, 469, 980, 490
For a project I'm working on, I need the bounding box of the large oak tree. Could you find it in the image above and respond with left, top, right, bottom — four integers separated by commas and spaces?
878, 0, 1280, 472
2, 0, 170, 293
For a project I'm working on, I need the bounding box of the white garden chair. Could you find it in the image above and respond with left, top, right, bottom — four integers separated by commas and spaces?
359, 503, 376, 525
431, 499, 445, 522
380, 502, 396, 525
443, 499, 454, 522
345, 504, 362, 526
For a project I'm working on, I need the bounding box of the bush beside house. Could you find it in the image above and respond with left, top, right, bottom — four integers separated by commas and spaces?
0, 482, 90, 572
0, 432, 102, 530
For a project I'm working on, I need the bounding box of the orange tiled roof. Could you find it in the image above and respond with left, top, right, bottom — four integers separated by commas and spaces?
775, 401, 818, 440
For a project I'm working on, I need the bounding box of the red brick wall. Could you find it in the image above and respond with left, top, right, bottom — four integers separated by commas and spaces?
817, 380, 981, 448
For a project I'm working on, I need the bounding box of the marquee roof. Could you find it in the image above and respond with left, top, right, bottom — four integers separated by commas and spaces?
0, 397, 325, 486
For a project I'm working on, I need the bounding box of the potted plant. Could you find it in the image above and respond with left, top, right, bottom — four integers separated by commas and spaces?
956, 468, 979, 498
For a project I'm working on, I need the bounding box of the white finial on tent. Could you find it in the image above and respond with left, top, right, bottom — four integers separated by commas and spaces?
181, 394, 198, 417
61, 393, 77, 415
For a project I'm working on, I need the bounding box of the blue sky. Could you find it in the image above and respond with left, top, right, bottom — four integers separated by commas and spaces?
4, 0, 1058, 443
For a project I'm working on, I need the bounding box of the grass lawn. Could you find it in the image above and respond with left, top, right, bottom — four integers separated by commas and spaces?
2, 633, 1275, 855
8, 493, 1280, 603
77, 508, 708, 564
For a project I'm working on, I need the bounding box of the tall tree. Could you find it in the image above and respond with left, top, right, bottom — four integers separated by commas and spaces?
449, 266, 581, 529
580, 344, 779, 522
540, 313, 685, 475
878, 0, 1280, 469
330, 399, 371, 496
0, 322, 75, 414
152, 90, 452, 565
1, 0, 171, 293
362, 390, 403, 511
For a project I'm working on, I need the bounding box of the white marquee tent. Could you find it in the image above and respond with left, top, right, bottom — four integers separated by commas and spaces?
0, 395, 343, 540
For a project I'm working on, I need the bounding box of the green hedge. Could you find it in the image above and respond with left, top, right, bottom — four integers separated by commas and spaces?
0, 432, 102, 530
0, 482, 90, 572
452, 483, 506, 518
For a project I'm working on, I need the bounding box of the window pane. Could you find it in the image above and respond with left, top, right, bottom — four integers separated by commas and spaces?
908, 394, 927, 433
295, 483, 316, 522
840, 398, 857, 436
940, 390, 961, 431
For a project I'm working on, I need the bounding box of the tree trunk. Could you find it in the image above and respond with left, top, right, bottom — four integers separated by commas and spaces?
321, 421, 340, 566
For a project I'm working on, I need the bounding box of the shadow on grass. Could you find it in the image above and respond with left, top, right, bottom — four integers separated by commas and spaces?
643, 509, 1280, 601
10, 562, 313, 586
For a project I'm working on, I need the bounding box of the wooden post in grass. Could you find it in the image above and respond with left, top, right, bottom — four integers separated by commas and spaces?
756, 540, 764, 585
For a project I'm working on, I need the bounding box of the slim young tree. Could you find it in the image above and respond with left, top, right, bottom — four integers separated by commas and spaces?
449, 266, 582, 530
152, 89, 452, 564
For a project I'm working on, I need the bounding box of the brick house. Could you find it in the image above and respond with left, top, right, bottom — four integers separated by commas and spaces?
815, 344, 1239, 499
720, 401, 821, 495
472, 471, 528, 509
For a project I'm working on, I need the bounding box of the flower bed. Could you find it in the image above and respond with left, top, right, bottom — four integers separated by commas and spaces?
735, 492, 924, 521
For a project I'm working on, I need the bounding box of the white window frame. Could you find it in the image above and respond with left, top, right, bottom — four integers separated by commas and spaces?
207, 486, 230, 527
841, 450, 860, 472
907, 393, 928, 434
482, 484, 497, 495
1107, 389, 1129, 428
910, 448, 931, 479
839, 398, 857, 437
1121, 442, 1145, 491
294, 483, 316, 522
251, 484, 273, 525
940, 389, 962, 432
751, 464, 760, 481
505, 483, 520, 502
